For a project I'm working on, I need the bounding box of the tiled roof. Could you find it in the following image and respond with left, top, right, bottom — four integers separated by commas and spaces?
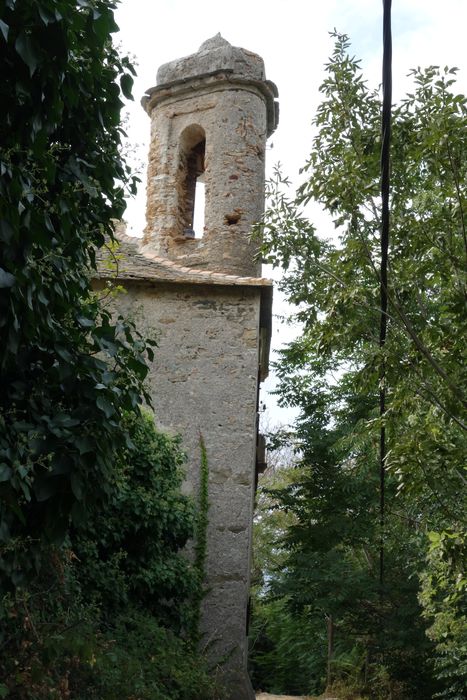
96, 231, 273, 289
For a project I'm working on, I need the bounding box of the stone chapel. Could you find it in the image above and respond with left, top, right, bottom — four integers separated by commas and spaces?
97, 34, 279, 699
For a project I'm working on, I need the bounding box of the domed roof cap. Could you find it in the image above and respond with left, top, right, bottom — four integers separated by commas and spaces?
156, 33, 266, 85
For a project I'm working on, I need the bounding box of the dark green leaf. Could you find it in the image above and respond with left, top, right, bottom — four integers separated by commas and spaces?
76, 315, 94, 327
0, 219, 14, 243
34, 478, 57, 502
0, 19, 9, 41
75, 436, 94, 455
0, 464, 12, 482
70, 472, 83, 500
120, 73, 134, 100
96, 395, 116, 418
38, 6, 55, 25
15, 31, 39, 76
0, 268, 15, 288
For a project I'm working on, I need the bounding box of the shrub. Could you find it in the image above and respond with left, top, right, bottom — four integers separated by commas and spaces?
0, 411, 216, 699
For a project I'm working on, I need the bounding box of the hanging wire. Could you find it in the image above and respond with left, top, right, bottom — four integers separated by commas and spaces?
379, 0, 392, 593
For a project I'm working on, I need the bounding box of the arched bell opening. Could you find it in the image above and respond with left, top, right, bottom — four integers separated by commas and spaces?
178, 124, 206, 239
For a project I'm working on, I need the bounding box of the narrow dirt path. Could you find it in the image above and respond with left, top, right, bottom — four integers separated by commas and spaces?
256, 694, 338, 700
256, 694, 312, 700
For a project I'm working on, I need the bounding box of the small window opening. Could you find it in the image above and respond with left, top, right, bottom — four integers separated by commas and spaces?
193, 179, 205, 237
179, 126, 206, 239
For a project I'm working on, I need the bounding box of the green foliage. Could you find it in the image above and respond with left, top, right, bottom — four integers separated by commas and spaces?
419, 531, 467, 700
251, 454, 299, 592
0, 549, 99, 698
0, 566, 216, 700
73, 410, 199, 628
188, 433, 210, 642
0, 412, 216, 699
77, 608, 218, 700
0, 0, 154, 584
251, 32, 466, 699
251, 415, 433, 698
194, 434, 210, 578
250, 596, 327, 695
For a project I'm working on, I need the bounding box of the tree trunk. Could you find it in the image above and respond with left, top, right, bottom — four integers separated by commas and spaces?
326, 614, 334, 689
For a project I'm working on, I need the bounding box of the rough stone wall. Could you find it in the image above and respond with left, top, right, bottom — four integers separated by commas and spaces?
112, 278, 261, 694
143, 84, 267, 278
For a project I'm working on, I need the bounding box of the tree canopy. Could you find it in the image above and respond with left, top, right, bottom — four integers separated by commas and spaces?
250, 32, 467, 700
0, 0, 153, 580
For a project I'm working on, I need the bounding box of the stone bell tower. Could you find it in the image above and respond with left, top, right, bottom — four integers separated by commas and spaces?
98, 35, 278, 699
141, 33, 278, 276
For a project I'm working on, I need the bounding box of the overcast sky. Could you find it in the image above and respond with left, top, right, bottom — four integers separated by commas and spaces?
115, 0, 467, 423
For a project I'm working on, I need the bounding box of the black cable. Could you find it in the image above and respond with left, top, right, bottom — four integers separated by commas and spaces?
380, 0, 392, 594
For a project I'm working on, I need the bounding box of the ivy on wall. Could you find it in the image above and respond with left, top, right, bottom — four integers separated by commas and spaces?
189, 432, 210, 642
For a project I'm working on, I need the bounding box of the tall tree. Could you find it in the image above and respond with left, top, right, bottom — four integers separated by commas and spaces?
252, 32, 467, 699
0, 0, 153, 583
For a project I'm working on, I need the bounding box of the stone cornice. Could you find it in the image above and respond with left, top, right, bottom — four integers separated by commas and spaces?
142, 71, 279, 137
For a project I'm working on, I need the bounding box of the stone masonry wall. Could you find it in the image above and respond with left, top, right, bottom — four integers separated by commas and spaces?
113, 278, 261, 692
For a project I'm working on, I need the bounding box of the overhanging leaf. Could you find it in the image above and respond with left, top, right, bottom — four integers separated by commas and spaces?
0, 19, 9, 41
0, 463, 12, 482
34, 477, 58, 502
120, 73, 134, 100
15, 31, 39, 76
96, 395, 116, 418
0, 219, 14, 243
0, 268, 15, 288
70, 472, 83, 500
